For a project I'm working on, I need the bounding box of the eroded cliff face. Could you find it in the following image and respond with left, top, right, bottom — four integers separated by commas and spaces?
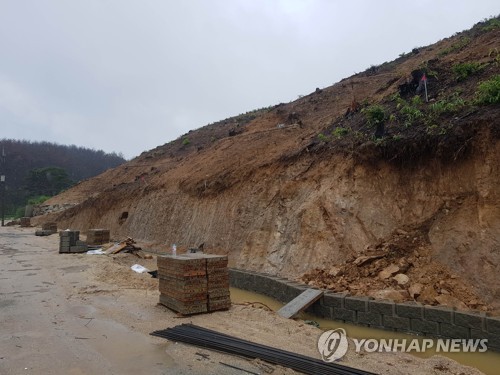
39, 126, 499, 308
34, 21, 500, 309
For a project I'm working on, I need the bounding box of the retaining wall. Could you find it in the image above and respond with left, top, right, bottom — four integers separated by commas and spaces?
229, 268, 500, 351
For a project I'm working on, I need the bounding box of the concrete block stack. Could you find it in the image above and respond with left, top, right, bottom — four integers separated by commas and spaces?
86, 229, 110, 245
157, 253, 230, 315
59, 230, 87, 253
41, 222, 58, 233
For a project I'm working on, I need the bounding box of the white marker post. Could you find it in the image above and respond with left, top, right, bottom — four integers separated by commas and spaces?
422, 73, 428, 102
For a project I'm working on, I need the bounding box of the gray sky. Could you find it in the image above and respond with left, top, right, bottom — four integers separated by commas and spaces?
1, 1, 498, 159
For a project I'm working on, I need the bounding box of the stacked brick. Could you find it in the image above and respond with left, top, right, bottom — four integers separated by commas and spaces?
157, 253, 230, 315
158, 255, 208, 315
206, 255, 231, 311
59, 230, 87, 253
86, 229, 110, 245
41, 222, 57, 233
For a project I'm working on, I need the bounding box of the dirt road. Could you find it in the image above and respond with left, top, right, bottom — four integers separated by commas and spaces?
0, 226, 484, 374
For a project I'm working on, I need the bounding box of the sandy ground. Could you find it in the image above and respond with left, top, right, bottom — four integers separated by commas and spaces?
0, 226, 485, 375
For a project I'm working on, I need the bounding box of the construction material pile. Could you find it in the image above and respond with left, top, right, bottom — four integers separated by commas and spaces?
42, 222, 57, 232
157, 253, 230, 315
59, 230, 87, 253
86, 229, 110, 245
36, 222, 58, 236
104, 237, 143, 255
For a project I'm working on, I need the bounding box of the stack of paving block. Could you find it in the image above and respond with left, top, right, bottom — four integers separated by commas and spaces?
205, 255, 231, 311
86, 229, 110, 245
59, 230, 87, 253
20, 217, 31, 227
41, 222, 57, 234
158, 255, 208, 315
157, 253, 230, 315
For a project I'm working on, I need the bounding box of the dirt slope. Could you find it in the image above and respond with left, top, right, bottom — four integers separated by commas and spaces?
35, 18, 500, 312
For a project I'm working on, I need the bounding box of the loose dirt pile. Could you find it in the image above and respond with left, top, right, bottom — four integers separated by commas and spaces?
300, 225, 496, 313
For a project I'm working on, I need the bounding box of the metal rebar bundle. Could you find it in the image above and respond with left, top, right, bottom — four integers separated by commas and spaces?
151, 324, 377, 375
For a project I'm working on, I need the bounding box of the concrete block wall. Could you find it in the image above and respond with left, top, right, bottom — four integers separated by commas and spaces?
229, 268, 500, 351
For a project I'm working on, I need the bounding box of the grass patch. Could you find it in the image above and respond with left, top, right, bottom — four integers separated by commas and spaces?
475, 75, 500, 105
430, 93, 466, 115
362, 105, 386, 126
452, 62, 486, 81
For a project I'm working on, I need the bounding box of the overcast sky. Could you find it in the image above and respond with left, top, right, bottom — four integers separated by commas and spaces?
0, 1, 498, 159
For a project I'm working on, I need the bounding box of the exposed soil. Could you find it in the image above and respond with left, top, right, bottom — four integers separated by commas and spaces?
33, 20, 500, 313
300, 225, 496, 313
0, 226, 488, 374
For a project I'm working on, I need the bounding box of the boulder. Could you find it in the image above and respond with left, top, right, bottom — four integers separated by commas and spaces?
378, 264, 400, 280
408, 283, 423, 299
393, 273, 410, 286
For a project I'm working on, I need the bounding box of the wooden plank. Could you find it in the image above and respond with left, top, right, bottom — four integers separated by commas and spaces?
277, 289, 323, 319
105, 242, 127, 254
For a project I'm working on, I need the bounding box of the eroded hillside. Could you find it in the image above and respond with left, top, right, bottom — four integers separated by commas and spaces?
35, 18, 500, 312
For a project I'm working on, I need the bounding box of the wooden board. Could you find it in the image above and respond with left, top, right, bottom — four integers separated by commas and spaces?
105, 242, 127, 254
277, 289, 323, 319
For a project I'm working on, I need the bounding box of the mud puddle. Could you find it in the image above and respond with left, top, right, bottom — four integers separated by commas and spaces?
230, 287, 500, 375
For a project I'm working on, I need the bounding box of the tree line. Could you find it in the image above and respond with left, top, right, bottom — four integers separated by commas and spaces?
0, 139, 126, 216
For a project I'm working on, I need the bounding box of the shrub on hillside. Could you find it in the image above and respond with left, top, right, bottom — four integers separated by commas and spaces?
475, 75, 500, 104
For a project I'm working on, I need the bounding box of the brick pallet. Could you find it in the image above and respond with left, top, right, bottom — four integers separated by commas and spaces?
86, 229, 110, 245
157, 253, 230, 315
41, 222, 58, 233
59, 230, 87, 253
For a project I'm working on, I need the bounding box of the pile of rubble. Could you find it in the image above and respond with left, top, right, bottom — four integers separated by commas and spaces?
300, 227, 489, 311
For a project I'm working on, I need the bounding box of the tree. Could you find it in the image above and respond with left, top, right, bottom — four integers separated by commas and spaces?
25, 167, 74, 196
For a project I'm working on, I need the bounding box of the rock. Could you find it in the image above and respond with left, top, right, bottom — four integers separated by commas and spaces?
435, 295, 468, 310
417, 285, 439, 305
408, 283, 423, 299
393, 273, 410, 286
369, 288, 409, 303
353, 254, 384, 266
328, 266, 342, 277
378, 264, 400, 280
396, 229, 408, 235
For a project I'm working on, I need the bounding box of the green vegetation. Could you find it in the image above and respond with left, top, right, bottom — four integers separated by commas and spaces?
430, 93, 466, 115
13, 195, 51, 219
182, 137, 190, 146
331, 127, 349, 138
394, 95, 423, 127
452, 62, 486, 81
475, 75, 500, 104
27, 195, 51, 205
362, 105, 386, 126
481, 17, 500, 31
317, 133, 329, 142
25, 167, 74, 197
438, 37, 470, 57
418, 61, 438, 79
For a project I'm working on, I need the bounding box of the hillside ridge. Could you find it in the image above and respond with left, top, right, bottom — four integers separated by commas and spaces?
35, 17, 500, 312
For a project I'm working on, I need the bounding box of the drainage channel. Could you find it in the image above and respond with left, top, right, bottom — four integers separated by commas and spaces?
230, 287, 500, 375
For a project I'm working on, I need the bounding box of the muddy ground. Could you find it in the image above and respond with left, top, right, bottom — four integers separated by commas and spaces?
0, 226, 486, 375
